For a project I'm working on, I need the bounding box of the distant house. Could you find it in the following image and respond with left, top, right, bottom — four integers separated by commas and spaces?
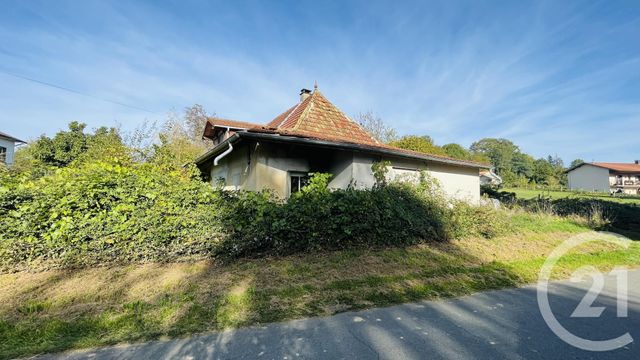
195, 87, 489, 203
0, 131, 26, 166
480, 169, 502, 186
567, 162, 640, 195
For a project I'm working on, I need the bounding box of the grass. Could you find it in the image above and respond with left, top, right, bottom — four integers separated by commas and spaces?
1, 215, 639, 358
503, 187, 640, 205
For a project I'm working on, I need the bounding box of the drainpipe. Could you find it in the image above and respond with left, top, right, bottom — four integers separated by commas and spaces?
214, 143, 233, 166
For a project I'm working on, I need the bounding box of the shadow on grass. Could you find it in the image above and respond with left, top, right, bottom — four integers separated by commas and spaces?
0, 240, 526, 359
22, 268, 640, 359
517, 197, 640, 241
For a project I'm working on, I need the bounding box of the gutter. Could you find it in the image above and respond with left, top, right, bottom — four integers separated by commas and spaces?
194, 133, 241, 165
214, 142, 233, 166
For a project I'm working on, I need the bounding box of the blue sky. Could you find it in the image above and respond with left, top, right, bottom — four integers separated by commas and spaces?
1, 0, 639, 163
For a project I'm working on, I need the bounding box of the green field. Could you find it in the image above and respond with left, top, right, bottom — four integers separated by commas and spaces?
503, 188, 640, 205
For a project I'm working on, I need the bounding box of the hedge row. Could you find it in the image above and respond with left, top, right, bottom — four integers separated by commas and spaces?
0, 164, 508, 270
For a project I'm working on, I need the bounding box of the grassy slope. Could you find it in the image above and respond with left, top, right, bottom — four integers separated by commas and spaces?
1, 215, 639, 359
503, 187, 640, 205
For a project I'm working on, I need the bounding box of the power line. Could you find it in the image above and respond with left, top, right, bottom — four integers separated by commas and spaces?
0, 68, 160, 114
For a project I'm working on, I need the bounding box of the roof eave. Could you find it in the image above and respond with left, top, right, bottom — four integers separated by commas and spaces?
194, 133, 242, 165
237, 132, 489, 169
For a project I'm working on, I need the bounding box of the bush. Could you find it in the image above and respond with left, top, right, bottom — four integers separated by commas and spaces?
0, 161, 224, 270
217, 183, 451, 257
216, 175, 510, 258
1, 166, 514, 270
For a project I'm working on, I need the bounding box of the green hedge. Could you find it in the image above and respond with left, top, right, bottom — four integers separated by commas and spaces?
0, 165, 508, 270
0, 162, 224, 270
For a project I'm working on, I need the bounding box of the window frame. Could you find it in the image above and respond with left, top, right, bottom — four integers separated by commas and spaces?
289, 172, 310, 195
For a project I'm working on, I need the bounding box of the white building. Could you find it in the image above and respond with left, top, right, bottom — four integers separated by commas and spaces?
0, 131, 26, 166
195, 87, 489, 203
567, 162, 640, 195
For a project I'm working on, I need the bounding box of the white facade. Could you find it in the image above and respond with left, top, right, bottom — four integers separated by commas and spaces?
567, 164, 610, 192
0, 137, 17, 166
209, 143, 481, 203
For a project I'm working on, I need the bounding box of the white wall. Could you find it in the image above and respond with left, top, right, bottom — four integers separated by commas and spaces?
427, 163, 480, 204
567, 165, 610, 192
207, 144, 482, 203
0, 138, 16, 166
350, 154, 480, 204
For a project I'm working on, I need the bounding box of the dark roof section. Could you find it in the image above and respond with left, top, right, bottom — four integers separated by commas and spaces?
567, 162, 640, 174
0, 131, 25, 143
195, 131, 491, 169
203, 118, 262, 139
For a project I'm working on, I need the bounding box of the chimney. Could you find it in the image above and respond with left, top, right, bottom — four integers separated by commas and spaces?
300, 88, 312, 102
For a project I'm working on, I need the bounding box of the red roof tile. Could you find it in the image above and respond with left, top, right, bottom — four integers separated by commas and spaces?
202, 89, 489, 168
207, 118, 261, 129
590, 162, 640, 173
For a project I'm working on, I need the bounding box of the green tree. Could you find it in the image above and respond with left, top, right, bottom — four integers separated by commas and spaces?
511, 152, 535, 178
389, 135, 446, 156
24, 122, 128, 171
570, 159, 585, 169
441, 143, 468, 159
470, 138, 520, 175
531, 158, 556, 185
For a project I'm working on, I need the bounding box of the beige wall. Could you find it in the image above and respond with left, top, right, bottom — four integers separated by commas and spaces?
208, 143, 481, 203
567, 165, 610, 192
427, 163, 480, 203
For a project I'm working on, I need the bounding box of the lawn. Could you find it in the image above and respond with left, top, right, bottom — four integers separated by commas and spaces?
503, 187, 640, 205
2, 214, 639, 359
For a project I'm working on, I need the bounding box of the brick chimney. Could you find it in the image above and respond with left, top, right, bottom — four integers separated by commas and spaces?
300, 88, 312, 102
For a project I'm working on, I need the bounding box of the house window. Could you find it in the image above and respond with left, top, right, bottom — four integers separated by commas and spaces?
290, 173, 310, 194
0, 146, 6, 164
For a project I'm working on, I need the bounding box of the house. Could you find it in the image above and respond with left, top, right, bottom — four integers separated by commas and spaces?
195, 87, 489, 203
567, 161, 640, 195
480, 169, 502, 186
0, 131, 26, 166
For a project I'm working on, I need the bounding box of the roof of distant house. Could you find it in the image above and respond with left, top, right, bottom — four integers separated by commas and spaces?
0, 131, 25, 143
199, 88, 490, 169
567, 162, 640, 173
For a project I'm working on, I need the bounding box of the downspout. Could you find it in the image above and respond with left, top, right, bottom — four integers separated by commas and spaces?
214, 143, 233, 166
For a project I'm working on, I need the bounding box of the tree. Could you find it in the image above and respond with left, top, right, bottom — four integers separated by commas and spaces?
511, 152, 535, 178
26, 122, 128, 169
470, 138, 520, 175
441, 143, 468, 159
389, 135, 446, 156
355, 111, 397, 143
531, 158, 556, 185
570, 159, 585, 169
150, 104, 214, 171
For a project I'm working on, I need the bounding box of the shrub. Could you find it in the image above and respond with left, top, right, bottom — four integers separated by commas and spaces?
216, 174, 510, 258
1, 167, 517, 270
0, 161, 224, 270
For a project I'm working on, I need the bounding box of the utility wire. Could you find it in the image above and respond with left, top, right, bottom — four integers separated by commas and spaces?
0, 68, 160, 115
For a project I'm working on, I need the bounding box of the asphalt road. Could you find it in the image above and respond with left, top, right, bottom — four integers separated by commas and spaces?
38, 270, 640, 360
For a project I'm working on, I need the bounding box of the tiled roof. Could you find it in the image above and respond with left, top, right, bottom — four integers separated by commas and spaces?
202, 89, 489, 168
263, 90, 380, 146
590, 162, 640, 173
207, 118, 261, 129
